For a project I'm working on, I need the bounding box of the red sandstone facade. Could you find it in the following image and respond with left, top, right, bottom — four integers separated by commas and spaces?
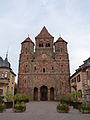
17, 26, 70, 101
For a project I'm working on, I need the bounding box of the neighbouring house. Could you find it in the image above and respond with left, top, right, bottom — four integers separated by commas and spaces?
0, 54, 16, 98
70, 57, 90, 102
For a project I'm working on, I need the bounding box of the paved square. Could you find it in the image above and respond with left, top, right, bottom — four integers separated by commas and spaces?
0, 102, 90, 120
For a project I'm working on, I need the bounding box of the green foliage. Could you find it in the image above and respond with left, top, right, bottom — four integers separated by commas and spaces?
5, 93, 14, 102
14, 94, 30, 102
0, 103, 6, 112
57, 103, 70, 113
70, 91, 82, 102
14, 103, 26, 112
14, 83, 17, 95
61, 92, 82, 103
79, 103, 90, 113
61, 93, 71, 103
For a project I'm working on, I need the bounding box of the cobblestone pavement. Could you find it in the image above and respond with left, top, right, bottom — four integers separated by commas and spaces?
0, 102, 90, 120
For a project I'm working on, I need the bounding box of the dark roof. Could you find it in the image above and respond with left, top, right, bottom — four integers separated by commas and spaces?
54, 37, 67, 44
71, 57, 90, 78
21, 37, 34, 45
35, 26, 54, 39
0, 57, 11, 68
0, 56, 16, 76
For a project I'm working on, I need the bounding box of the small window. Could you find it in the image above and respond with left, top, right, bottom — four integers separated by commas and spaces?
1, 73, 4, 78
52, 67, 54, 70
46, 43, 50, 47
77, 75, 80, 82
39, 43, 43, 47
48, 43, 50, 47
61, 65, 63, 67
39, 43, 41, 47
43, 68, 45, 73
34, 66, 36, 70
5, 72, 8, 78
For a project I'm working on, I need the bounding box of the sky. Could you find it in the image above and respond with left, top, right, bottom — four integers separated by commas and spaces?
0, 0, 90, 82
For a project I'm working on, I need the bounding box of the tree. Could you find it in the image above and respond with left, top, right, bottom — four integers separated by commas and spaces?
14, 83, 17, 95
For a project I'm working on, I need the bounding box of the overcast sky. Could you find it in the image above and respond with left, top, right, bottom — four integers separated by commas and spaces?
0, 0, 90, 82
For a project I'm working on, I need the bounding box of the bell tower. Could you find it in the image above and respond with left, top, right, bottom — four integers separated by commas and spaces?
35, 26, 54, 57
18, 37, 34, 93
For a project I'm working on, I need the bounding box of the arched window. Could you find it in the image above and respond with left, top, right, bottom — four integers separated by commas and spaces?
46, 43, 50, 47
48, 43, 50, 47
34, 66, 36, 70
39, 43, 43, 47
52, 67, 54, 70
39, 43, 41, 47
43, 68, 45, 73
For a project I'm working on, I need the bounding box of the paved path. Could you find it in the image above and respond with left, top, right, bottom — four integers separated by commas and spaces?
0, 102, 90, 120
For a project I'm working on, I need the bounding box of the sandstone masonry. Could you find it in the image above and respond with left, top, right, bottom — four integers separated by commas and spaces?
17, 26, 70, 101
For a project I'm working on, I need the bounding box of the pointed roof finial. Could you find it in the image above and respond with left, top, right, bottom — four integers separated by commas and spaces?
5, 50, 8, 61
59, 34, 61, 37
28, 34, 29, 37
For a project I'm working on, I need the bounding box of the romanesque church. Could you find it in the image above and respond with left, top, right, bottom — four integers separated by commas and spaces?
18, 26, 70, 101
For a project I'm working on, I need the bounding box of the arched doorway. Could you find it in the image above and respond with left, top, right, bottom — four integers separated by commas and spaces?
40, 86, 48, 101
34, 87, 38, 101
50, 87, 54, 101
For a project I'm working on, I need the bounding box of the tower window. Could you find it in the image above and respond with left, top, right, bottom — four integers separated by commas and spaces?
46, 43, 50, 47
48, 43, 50, 47
39, 43, 43, 47
43, 68, 45, 73
61, 65, 63, 67
77, 75, 80, 82
34, 66, 36, 70
52, 67, 54, 70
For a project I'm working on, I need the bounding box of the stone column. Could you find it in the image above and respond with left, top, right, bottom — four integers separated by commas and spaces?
48, 88, 50, 101
38, 88, 40, 101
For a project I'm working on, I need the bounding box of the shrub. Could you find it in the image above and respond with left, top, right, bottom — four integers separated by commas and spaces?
5, 94, 14, 102
79, 103, 90, 113
14, 94, 30, 103
0, 103, 6, 113
14, 103, 26, 112
60, 92, 82, 104
57, 103, 70, 113
5, 94, 14, 109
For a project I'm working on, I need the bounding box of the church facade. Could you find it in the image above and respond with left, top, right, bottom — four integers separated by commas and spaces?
17, 27, 70, 101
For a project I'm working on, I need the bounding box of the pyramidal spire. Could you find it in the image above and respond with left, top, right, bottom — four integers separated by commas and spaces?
21, 35, 34, 45
35, 26, 54, 39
